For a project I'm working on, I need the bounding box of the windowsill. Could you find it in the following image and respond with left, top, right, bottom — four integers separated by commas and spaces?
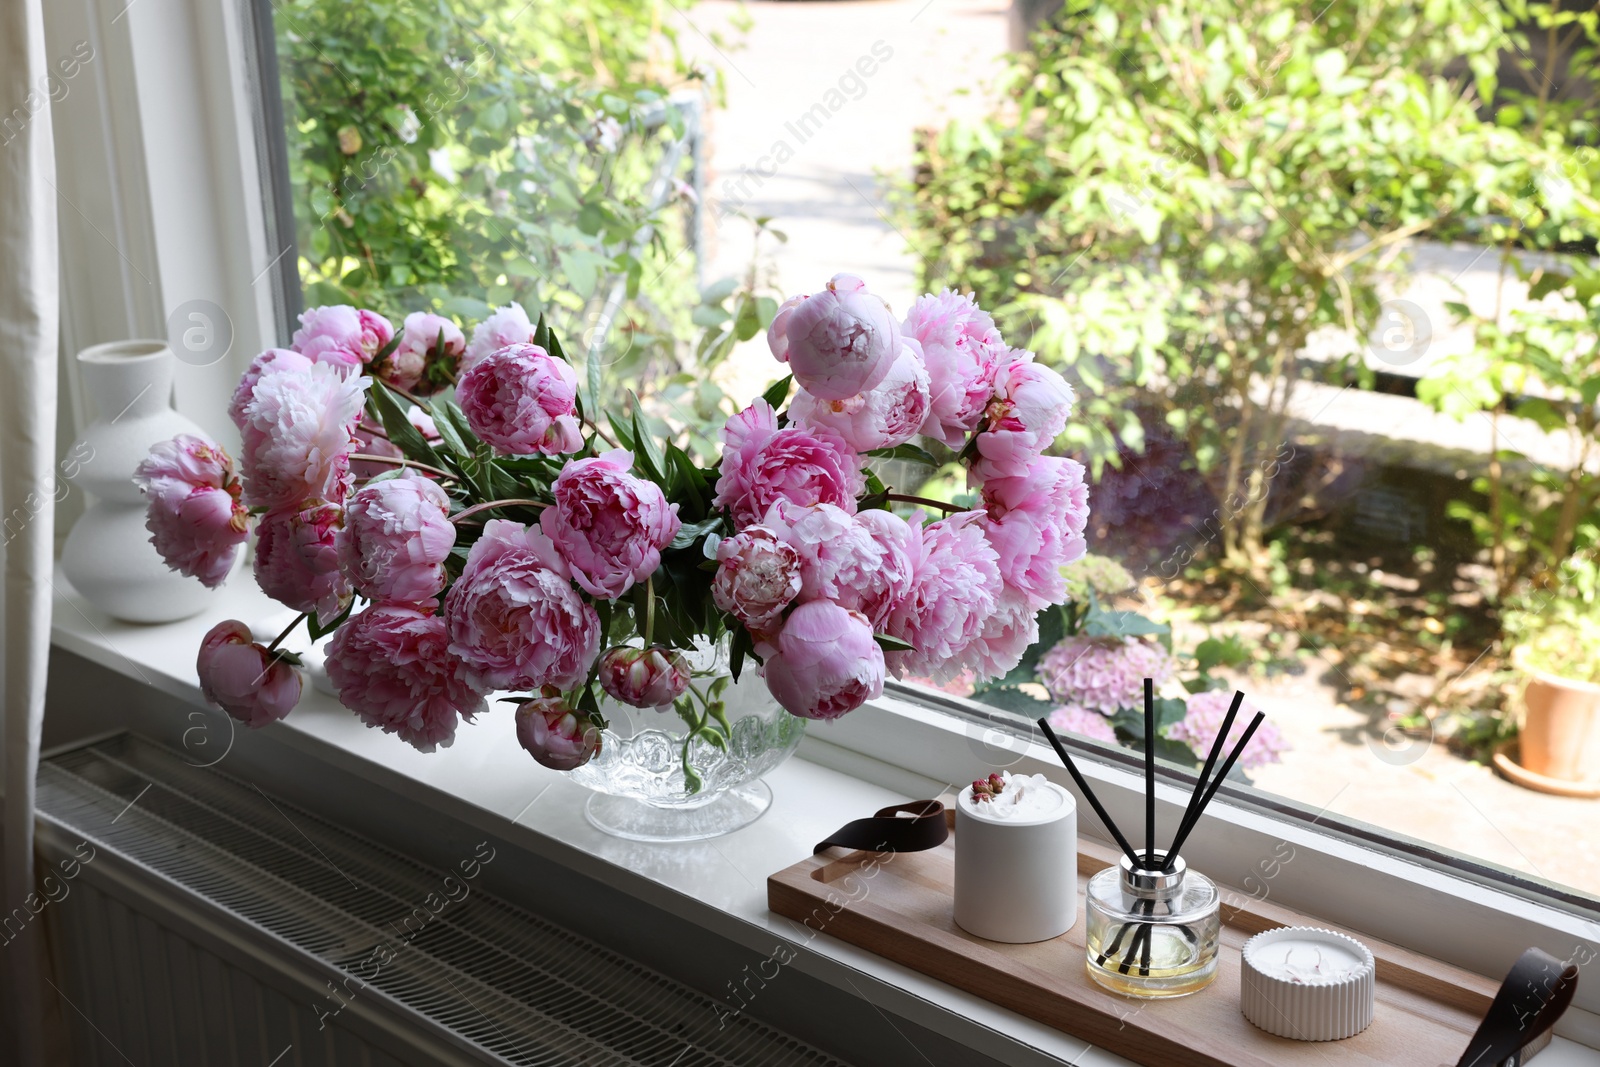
47, 570, 1600, 1067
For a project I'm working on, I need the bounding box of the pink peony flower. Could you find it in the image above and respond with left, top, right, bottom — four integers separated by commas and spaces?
970, 350, 1075, 481
443, 519, 601, 692
761, 501, 914, 630
903, 289, 1007, 447
881, 513, 1003, 684
713, 400, 865, 529
712, 525, 802, 630
769, 274, 902, 401
380, 311, 465, 393
134, 434, 250, 588
325, 603, 487, 752
762, 600, 884, 721
292, 305, 393, 369
598, 646, 691, 708
1036, 635, 1175, 713
788, 340, 932, 452
456, 342, 582, 456
1168, 689, 1289, 770
965, 586, 1041, 681
253, 502, 351, 622
338, 471, 455, 604
239, 361, 368, 511
978, 456, 1089, 607
1047, 703, 1118, 744
539, 449, 680, 599
196, 620, 302, 728
230, 349, 313, 429
514, 697, 602, 770
464, 301, 537, 371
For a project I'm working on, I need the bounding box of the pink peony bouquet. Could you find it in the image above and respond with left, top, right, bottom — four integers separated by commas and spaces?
138, 277, 1090, 783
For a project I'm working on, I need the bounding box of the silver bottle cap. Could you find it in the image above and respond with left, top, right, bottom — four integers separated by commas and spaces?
1119, 850, 1186, 900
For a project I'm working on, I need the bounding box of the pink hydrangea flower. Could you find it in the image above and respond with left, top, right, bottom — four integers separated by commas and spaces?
768, 274, 902, 400
380, 311, 465, 393
230, 349, 313, 429
903, 289, 1007, 447
338, 471, 455, 604
514, 697, 602, 770
964, 586, 1041, 680
539, 449, 680, 599
881, 512, 1003, 684
134, 434, 250, 588
325, 603, 487, 752
788, 340, 932, 451
713, 400, 865, 529
253, 502, 351, 622
292, 305, 393, 369
598, 646, 691, 709
196, 620, 302, 728
1168, 689, 1289, 770
1047, 703, 1117, 744
1036, 635, 1175, 713
443, 519, 600, 692
970, 350, 1075, 481
464, 301, 536, 371
238, 361, 368, 511
762, 600, 884, 721
456, 342, 582, 456
978, 456, 1090, 607
712, 525, 803, 631
761, 501, 914, 630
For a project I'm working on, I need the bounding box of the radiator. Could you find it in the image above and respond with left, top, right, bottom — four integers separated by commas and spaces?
33, 733, 851, 1067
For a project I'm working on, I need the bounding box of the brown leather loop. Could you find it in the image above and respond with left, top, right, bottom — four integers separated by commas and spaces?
1455, 947, 1579, 1067
812, 800, 949, 855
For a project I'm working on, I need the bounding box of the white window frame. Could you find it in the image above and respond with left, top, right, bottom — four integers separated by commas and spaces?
43, 0, 1600, 1043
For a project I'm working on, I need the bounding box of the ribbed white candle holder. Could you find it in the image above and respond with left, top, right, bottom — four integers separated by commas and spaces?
1240, 926, 1376, 1041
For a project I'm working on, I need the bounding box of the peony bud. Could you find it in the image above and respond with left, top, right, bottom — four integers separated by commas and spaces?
597, 646, 691, 709
196, 620, 302, 728
514, 697, 603, 771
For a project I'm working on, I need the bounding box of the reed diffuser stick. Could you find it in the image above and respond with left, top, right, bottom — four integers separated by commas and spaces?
1163, 711, 1267, 866
1144, 678, 1155, 868
1163, 691, 1244, 870
1037, 720, 1141, 867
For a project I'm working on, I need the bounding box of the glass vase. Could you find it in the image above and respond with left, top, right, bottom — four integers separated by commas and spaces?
567, 638, 805, 842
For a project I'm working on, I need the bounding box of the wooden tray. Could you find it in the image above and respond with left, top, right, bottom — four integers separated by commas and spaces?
768, 810, 1501, 1067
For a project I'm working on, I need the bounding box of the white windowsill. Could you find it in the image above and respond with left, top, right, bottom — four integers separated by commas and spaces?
47, 570, 1600, 1067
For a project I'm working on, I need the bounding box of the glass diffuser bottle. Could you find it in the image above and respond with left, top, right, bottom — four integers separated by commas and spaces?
1039, 682, 1266, 1002
1084, 849, 1220, 997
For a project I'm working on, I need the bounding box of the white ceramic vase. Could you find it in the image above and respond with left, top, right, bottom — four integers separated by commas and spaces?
954, 779, 1079, 943
61, 340, 233, 623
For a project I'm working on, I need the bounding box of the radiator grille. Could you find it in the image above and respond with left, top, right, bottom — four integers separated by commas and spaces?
37, 733, 849, 1067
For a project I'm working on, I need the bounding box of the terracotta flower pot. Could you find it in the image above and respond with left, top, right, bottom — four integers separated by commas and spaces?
1519, 668, 1600, 783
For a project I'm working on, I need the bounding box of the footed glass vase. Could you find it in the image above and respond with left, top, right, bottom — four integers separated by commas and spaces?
568, 641, 805, 843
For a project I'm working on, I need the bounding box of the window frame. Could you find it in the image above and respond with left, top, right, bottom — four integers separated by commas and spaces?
50, 0, 1600, 1040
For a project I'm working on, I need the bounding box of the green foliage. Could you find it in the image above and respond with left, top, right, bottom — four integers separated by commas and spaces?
275, 0, 717, 413
1503, 556, 1600, 683
898, 0, 1600, 573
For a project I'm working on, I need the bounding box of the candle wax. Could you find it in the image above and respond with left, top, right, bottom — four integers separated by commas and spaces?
961, 773, 1065, 820
1253, 938, 1366, 983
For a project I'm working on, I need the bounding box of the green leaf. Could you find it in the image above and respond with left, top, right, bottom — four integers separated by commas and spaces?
430, 399, 478, 458
970, 685, 1052, 715
762, 374, 793, 412
370, 381, 443, 467
733, 296, 763, 342
873, 632, 916, 652
669, 516, 723, 550
729, 626, 752, 681
608, 409, 637, 451
1083, 606, 1170, 639
667, 443, 707, 514
629, 401, 668, 483
865, 443, 940, 466
307, 599, 355, 641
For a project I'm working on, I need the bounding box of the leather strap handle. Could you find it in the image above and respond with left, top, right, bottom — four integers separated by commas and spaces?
1454, 947, 1579, 1067
813, 800, 949, 855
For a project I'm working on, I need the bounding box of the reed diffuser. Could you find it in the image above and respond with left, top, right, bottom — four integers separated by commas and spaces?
1038, 682, 1265, 998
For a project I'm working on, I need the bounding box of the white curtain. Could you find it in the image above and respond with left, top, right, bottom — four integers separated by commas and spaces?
0, 0, 61, 1060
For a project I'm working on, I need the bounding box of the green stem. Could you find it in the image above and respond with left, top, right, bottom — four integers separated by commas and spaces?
644, 574, 656, 647
350, 453, 454, 480
266, 613, 309, 654
884, 493, 965, 514
450, 498, 548, 524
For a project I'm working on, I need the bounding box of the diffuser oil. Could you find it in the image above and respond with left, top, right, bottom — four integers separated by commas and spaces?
1083, 851, 1220, 997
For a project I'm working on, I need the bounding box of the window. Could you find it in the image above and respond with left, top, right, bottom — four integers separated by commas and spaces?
47, 0, 1600, 1024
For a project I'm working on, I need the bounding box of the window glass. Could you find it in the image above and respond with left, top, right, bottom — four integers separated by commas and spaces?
265, 0, 1600, 907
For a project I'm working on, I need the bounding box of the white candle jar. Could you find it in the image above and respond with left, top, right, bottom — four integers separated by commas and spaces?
953, 776, 1078, 943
